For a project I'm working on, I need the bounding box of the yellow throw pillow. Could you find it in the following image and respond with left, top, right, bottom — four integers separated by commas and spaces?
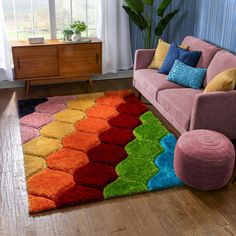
204, 68, 236, 93
148, 39, 188, 69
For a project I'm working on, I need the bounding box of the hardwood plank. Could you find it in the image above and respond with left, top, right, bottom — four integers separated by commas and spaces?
13, 175, 36, 236
0, 172, 18, 236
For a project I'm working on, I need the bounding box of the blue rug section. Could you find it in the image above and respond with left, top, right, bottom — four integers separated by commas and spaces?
148, 134, 183, 190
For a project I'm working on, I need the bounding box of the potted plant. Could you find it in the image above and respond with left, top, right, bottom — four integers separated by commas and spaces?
62, 29, 74, 41
123, 0, 179, 48
70, 21, 88, 42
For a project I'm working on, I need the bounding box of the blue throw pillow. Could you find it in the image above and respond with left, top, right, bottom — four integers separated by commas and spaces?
167, 60, 207, 89
159, 43, 202, 74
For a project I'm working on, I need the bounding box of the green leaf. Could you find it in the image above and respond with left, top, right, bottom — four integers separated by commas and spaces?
143, 0, 154, 6
123, 6, 148, 31
124, 0, 144, 15
155, 9, 179, 36
157, 0, 172, 17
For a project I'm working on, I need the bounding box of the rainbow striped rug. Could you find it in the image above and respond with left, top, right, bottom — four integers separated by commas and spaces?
18, 90, 183, 214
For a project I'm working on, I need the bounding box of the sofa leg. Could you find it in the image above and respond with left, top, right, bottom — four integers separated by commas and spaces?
138, 92, 142, 101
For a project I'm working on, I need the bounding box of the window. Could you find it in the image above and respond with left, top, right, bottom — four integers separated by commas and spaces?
2, 0, 97, 41
55, 0, 97, 39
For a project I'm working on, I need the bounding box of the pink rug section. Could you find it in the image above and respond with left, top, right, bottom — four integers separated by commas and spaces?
20, 112, 53, 129
20, 125, 40, 144
47, 95, 77, 103
35, 101, 66, 114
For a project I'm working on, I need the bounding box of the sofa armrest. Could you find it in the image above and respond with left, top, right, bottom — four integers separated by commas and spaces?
134, 49, 155, 71
190, 91, 236, 139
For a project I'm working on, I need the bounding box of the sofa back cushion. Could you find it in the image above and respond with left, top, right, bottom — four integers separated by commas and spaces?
182, 36, 220, 68
205, 50, 236, 85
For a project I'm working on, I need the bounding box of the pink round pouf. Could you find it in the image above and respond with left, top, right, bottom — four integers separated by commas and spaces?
174, 130, 235, 191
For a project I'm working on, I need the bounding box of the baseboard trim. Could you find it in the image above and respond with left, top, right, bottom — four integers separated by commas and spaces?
0, 70, 133, 89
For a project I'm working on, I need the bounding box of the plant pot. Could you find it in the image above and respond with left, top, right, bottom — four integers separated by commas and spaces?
71, 33, 81, 42
64, 34, 72, 41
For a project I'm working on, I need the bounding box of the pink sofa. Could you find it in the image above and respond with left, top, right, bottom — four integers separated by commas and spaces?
133, 36, 236, 140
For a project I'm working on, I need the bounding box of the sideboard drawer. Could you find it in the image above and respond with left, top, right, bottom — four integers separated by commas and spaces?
58, 43, 102, 76
13, 46, 59, 79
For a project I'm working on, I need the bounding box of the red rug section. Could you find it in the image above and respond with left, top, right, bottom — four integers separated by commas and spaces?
99, 127, 135, 146
57, 185, 104, 207
87, 143, 127, 167
108, 113, 141, 129
73, 163, 118, 190
117, 102, 148, 117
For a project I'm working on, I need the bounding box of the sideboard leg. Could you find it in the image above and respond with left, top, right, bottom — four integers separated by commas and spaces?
25, 81, 30, 96
88, 77, 93, 87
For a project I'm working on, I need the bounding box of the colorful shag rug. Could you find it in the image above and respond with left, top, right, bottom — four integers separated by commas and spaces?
18, 90, 183, 214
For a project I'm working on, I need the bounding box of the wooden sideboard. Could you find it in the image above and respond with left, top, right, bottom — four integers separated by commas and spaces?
11, 38, 102, 94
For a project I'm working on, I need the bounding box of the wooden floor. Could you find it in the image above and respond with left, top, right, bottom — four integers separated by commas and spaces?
0, 78, 236, 236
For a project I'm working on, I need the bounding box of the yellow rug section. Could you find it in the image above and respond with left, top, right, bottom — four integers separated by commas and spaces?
23, 136, 62, 158
67, 98, 95, 111
54, 109, 86, 124
40, 121, 75, 139
24, 155, 46, 179
79, 92, 104, 100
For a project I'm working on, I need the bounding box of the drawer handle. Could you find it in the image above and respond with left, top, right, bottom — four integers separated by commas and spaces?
96, 54, 99, 64
17, 58, 21, 69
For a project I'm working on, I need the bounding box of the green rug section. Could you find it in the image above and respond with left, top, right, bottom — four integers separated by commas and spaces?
125, 139, 163, 162
103, 178, 148, 199
104, 111, 169, 199
134, 113, 169, 142
116, 157, 158, 184
139, 111, 158, 123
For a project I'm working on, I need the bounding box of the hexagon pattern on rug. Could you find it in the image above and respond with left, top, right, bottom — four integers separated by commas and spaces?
47, 148, 89, 175
35, 101, 66, 114
67, 98, 95, 111
47, 95, 77, 103
62, 131, 100, 152
73, 162, 118, 190
79, 92, 104, 100
54, 109, 86, 124
19, 91, 181, 214
23, 136, 61, 158
86, 104, 118, 120
29, 194, 56, 213
40, 121, 75, 139
108, 113, 141, 129
20, 125, 40, 144
87, 143, 127, 167
20, 112, 53, 129
24, 155, 46, 178
96, 95, 125, 107
99, 127, 134, 146
75, 118, 110, 134
27, 168, 74, 201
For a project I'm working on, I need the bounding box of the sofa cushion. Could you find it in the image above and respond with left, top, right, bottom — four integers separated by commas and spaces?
204, 68, 236, 92
157, 88, 203, 130
205, 50, 236, 85
159, 43, 201, 74
133, 69, 183, 100
182, 36, 220, 68
167, 60, 207, 89
148, 39, 188, 69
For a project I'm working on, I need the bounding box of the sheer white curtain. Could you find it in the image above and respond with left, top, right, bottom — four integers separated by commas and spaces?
0, 1, 13, 81
97, 0, 133, 74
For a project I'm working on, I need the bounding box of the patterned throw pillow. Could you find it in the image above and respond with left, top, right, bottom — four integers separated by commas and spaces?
167, 60, 207, 89
159, 43, 201, 74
